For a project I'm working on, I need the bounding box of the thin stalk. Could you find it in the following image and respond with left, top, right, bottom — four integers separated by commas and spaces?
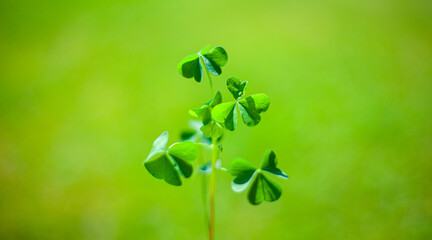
209, 138, 218, 240
202, 56, 217, 240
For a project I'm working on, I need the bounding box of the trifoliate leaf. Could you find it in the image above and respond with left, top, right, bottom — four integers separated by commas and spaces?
227, 76, 248, 100
144, 131, 198, 186
177, 54, 203, 82
212, 79, 270, 131
228, 150, 288, 205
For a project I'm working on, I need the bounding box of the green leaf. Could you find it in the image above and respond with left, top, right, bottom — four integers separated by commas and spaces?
202, 46, 228, 76
178, 46, 227, 82
168, 141, 197, 178
229, 158, 257, 176
227, 76, 248, 100
211, 102, 237, 131
144, 132, 198, 185
238, 93, 270, 113
189, 105, 211, 125
189, 91, 222, 126
210, 91, 222, 108
177, 54, 203, 82
229, 158, 257, 192
260, 150, 289, 179
146, 131, 169, 161
202, 56, 221, 76
238, 94, 270, 127
200, 121, 223, 138
248, 172, 282, 205
144, 152, 182, 186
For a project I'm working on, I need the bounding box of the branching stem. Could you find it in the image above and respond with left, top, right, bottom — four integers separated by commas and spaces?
203, 56, 217, 240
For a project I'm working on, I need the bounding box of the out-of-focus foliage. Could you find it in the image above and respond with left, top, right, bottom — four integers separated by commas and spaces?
0, 0, 431, 239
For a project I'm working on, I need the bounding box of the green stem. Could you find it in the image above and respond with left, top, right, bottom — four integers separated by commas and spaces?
209, 138, 218, 240
201, 56, 217, 240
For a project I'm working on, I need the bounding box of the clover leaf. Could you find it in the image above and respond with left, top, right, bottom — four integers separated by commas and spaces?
228, 150, 288, 205
178, 46, 228, 83
144, 131, 198, 186
212, 77, 270, 131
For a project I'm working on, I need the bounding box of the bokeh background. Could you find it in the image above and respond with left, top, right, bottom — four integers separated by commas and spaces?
1, 0, 431, 239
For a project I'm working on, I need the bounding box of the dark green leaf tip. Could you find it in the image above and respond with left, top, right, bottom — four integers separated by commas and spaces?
227, 76, 248, 100
260, 150, 289, 179
177, 54, 203, 82
248, 172, 282, 205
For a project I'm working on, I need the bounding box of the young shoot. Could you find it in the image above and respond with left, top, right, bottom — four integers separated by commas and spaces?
143, 45, 289, 240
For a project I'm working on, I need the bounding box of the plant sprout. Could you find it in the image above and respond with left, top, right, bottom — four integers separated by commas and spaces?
143, 45, 289, 240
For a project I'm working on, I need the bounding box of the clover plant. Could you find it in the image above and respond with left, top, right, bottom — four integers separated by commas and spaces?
143, 45, 289, 240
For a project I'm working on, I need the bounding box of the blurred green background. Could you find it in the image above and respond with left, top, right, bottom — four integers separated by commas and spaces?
1, 0, 431, 239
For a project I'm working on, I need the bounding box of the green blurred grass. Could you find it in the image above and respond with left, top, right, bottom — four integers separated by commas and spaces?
1, 0, 431, 239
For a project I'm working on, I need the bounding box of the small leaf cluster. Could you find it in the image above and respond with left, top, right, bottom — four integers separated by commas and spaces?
143, 45, 289, 205
212, 77, 270, 131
